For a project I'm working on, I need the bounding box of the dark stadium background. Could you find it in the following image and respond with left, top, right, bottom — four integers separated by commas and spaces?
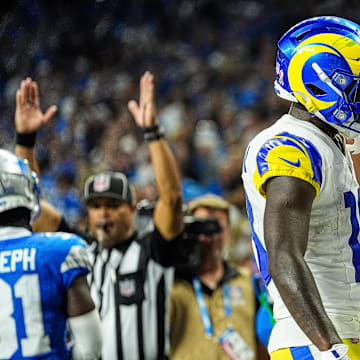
0, 0, 358, 224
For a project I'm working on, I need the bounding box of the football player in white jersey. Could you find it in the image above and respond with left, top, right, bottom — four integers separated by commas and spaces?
242, 16, 360, 360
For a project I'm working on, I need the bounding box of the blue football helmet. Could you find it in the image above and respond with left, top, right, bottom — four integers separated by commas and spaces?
0, 149, 40, 222
274, 16, 360, 138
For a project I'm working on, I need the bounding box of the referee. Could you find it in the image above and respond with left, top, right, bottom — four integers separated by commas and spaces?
14, 73, 185, 360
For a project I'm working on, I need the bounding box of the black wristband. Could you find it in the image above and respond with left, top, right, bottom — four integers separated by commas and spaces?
143, 124, 160, 133
16, 132, 37, 147
144, 130, 165, 142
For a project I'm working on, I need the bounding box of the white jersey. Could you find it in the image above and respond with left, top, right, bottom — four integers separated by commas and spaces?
242, 114, 360, 352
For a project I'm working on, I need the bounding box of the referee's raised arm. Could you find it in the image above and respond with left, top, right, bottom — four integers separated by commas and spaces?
128, 71, 184, 241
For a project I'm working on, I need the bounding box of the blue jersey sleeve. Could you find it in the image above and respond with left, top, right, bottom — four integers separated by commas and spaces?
57, 232, 91, 290
38, 232, 91, 290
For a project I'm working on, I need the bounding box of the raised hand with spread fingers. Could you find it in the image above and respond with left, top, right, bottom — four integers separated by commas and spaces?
15, 77, 57, 134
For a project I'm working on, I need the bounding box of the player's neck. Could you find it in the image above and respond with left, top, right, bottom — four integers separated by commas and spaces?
288, 102, 339, 138
288, 102, 313, 121
197, 260, 224, 289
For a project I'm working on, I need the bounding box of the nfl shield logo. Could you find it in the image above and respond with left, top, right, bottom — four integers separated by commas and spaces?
279, 69, 284, 86
94, 174, 111, 193
119, 279, 136, 297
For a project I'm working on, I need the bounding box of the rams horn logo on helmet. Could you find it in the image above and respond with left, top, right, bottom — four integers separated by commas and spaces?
274, 16, 360, 138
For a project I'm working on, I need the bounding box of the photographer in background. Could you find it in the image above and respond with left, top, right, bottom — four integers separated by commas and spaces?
169, 194, 269, 360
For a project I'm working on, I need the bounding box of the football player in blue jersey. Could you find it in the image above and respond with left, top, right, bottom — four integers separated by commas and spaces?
0, 148, 102, 359
242, 16, 360, 360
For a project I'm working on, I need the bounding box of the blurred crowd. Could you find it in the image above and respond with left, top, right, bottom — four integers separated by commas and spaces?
0, 0, 358, 256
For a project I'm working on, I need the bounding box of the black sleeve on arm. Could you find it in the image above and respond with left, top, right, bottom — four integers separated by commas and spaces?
264, 176, 341, 350
149, 226, 190, 267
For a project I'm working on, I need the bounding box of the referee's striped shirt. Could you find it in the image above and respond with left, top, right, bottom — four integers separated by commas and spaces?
87, 227, 184, 360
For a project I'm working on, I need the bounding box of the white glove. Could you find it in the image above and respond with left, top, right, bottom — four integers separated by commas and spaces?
320, 343, 349, 360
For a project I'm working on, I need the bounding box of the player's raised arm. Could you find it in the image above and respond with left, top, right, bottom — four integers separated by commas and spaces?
15, 77, 57, 177
14, 77, 62, 232
128, 71, 183, 240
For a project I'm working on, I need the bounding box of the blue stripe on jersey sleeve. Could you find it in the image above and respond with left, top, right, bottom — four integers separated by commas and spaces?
243, 145, 251, 174
290, 346, 315, 359
245, 195, 271, 286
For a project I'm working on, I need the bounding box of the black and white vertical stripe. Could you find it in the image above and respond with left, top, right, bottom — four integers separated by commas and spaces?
88, 239, 173, 360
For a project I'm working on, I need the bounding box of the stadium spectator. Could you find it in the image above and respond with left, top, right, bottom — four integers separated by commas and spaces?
169, 194, 269, 359
15, 74, 186, 360
0, 149, 102, 359
242, 16, 360, 359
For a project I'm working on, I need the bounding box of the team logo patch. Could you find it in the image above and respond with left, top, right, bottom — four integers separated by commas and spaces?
119, 279, 136, 297
229, 286, 245, 306
93, 174, 111, 193
350, 338, 359, 344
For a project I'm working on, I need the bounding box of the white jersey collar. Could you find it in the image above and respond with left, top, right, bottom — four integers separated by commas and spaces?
0, 227, 32, 241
